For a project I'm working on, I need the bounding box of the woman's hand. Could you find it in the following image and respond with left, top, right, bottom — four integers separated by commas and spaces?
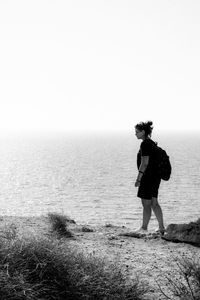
135, 180, 140, 187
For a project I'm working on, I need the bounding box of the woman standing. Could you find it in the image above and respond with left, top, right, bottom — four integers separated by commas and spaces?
134, 121, 165, 235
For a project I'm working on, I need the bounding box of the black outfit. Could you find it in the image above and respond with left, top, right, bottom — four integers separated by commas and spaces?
137, 139, 161, 199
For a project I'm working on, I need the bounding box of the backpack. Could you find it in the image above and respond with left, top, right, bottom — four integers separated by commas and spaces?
154, 145, 172, 181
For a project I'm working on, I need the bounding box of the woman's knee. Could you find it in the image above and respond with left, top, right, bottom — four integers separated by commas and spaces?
151, 197, 160, 209
141, 199, 152, 207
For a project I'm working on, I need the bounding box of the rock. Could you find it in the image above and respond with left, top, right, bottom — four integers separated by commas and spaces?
119, 232, 146, 238
65, 217, 76, 224
108, 235, 118, 240
119, 231, 161, 239
162, 219, 200, 246
81, 226, 94, 232
105, 223, 113, 228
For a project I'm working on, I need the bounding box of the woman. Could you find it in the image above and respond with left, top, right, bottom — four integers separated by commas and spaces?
134, 121, 165, 235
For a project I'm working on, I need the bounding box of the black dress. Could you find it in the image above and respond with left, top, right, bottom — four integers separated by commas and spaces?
137, 139, 161, 199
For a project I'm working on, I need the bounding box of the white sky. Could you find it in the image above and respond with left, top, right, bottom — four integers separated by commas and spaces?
0, 0, 200, 134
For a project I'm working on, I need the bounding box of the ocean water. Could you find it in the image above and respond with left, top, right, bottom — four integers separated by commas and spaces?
0, 131, 199, 229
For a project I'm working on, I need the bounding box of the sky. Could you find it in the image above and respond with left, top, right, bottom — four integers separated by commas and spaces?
0, 0, 200, 134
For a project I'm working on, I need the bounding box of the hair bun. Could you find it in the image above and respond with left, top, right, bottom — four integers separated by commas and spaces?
146, 120, 153, 126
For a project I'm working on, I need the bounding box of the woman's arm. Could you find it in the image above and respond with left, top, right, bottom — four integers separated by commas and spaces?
135, 156, 149, 186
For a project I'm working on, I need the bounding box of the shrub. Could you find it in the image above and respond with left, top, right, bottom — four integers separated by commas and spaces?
48, 213, 73, 238
157, 253, 200, 300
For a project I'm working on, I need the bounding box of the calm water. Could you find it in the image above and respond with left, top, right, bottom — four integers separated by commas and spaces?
0, 131, 199, 229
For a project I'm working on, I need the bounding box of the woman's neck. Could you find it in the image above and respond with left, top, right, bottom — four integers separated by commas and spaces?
142, 136, 150, 141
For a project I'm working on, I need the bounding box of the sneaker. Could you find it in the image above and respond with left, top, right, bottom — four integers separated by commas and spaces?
134, 227, 148, 234
155, 228, 165, 235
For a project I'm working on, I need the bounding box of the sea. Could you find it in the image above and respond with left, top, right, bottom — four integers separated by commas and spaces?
0, 131, 199, 230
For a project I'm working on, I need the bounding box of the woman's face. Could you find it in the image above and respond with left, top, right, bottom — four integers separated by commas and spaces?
135, 128, 145, 140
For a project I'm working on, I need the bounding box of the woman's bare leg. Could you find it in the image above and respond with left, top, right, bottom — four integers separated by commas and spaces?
151, 197, 165, 231
141, 199, 152, 230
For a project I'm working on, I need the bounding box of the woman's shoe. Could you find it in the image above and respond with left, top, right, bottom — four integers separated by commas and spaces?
134, 227, 148, 234
155, 228, 165, 235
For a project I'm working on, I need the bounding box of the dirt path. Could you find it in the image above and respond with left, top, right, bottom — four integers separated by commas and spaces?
69, 224, 200, 299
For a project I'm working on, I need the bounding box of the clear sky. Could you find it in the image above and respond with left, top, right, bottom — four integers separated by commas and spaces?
0, 0, 200, 134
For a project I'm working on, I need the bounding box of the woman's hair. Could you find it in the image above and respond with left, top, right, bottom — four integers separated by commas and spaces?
135, 121, 153, 137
